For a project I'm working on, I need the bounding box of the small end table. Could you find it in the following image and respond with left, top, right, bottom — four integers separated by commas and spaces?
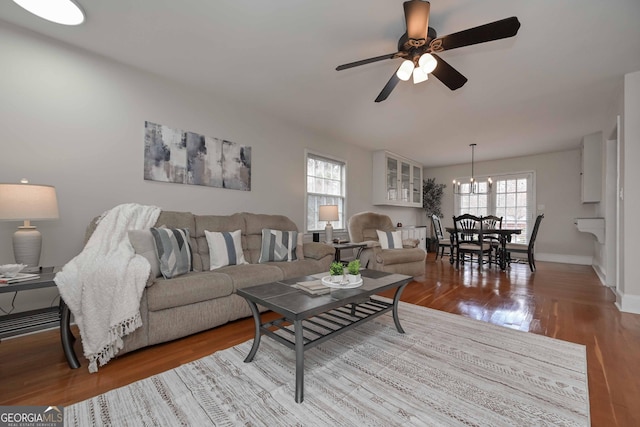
332, 242, 367, 264
0, 267, 80, 369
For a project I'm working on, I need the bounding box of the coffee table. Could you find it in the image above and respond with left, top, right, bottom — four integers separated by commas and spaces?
236, 269, 412, 403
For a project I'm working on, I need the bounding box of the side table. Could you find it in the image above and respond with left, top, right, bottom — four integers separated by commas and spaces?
0, 267, 80, 369
331, 242, 367, 264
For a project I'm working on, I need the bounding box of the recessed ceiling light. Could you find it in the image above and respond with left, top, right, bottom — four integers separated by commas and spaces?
13, 0, 85, 26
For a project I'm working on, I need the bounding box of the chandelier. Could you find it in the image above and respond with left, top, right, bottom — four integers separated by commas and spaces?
453, 143, 492, 195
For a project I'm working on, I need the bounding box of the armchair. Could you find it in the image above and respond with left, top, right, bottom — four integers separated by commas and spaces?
347, 212, 425, 277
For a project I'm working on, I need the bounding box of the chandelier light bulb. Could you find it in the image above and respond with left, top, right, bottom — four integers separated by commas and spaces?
418, 53, 438, 74
396, 60, 415, 81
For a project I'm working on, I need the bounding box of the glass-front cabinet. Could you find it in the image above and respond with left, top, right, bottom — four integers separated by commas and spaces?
373, 150, 423, 207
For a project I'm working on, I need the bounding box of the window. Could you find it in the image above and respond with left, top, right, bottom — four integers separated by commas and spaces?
306, 152, 346, 232
454, 172, 534, 243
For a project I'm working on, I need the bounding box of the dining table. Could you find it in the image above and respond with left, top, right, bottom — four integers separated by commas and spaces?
445, 227, 523, 271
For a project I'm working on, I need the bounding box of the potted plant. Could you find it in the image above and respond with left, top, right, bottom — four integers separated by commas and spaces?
423, 177, 446, 251
346, 259, 361, 283
329, 261, 344, 283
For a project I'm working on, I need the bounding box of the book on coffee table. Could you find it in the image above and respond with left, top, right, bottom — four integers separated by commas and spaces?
295, 280, 330, 296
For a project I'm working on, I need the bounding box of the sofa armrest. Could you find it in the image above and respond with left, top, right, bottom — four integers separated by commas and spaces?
402, 238, 419, 248
303, 242, 335, 260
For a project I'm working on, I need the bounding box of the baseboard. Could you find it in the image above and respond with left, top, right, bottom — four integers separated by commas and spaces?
615, 291, 640, 314
535, 253, 593, 265
592, 264, 607, 286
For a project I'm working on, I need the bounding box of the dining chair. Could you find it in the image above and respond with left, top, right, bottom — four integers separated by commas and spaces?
452, 213, 492, 269
505, 214, 544, 272
431, 214, 452, 260
481, 215, 503, 265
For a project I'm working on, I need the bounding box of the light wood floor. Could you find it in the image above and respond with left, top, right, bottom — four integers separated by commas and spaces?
1, 254, 639, 426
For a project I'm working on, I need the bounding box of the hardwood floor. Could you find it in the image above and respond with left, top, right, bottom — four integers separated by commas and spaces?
1, 254, 639, 426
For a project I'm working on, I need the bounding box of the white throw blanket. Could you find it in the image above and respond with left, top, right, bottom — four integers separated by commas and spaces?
55, 203, 161, 373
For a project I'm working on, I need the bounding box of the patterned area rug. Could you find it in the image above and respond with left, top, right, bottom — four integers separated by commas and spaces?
66, 301, 590, 426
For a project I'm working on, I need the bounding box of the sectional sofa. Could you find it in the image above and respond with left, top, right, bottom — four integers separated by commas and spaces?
80, 211, 335, 357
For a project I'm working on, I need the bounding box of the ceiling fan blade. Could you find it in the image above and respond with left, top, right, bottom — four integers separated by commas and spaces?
430, 53, 467, 90
403, 0, 430, 47
375, 69, 402, 102
336, 52, 402, 71
429, 17, 520, 52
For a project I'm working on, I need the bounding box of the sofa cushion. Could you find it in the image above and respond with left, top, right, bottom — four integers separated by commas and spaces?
272, 259, 329, 280
375, 247, 426, 266
243, 213, 298, 264
154, 211, 198, 270
258, 229, 298, 263
128, 229, 161, 278
195, 213, 246, 271
205, 229, 248, 270
151, 227, 192, 279
215, 263, 283, 290
146, 271, 234, 311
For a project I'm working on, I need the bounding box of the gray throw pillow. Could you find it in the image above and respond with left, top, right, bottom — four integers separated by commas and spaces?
150, 228, 192, 279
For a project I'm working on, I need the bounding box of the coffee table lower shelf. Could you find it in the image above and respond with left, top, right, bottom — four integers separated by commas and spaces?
261, 298, 396, 352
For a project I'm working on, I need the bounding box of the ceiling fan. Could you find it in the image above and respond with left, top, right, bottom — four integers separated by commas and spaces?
336, 0, 521, 102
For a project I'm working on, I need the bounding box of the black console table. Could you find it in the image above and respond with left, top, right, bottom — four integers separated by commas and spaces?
0, 267, 80, 368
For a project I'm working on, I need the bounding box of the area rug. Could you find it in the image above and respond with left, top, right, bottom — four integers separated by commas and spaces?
65, 301, 590, 426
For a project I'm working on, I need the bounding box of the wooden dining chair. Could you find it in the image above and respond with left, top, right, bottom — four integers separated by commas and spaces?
452, 214, 492, 268
505, 214, 544, 272
481, 215, 503, 265
431, 214, 452, 260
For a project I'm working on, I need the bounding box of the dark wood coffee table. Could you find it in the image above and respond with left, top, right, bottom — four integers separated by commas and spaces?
236, 269, 412, 403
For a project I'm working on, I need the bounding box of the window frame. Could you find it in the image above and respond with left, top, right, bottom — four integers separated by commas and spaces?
305, 150, 347, 233
453, 171, 536, 244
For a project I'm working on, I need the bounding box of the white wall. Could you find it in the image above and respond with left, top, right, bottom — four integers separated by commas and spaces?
619, 70, 640, 312
424, 149, 598, 263
0, 23, 422, 313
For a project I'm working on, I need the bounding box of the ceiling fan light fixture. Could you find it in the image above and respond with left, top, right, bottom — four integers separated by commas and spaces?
412, 66, 429, 84
12, 0, 85, 25
418, 53, 437, 74
396, 60, 415, 81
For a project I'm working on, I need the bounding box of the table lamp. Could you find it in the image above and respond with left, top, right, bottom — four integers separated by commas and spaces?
0, 181, 59, 272
318, 205, 339, 243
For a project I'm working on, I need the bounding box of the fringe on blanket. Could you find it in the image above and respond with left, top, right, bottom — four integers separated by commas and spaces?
88, 313, 143, 373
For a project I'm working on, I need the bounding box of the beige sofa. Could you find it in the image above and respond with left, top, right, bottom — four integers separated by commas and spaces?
348, 211, 426, 277
85, 211, 335, 356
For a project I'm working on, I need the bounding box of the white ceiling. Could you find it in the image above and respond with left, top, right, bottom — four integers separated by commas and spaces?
1, 0, 639, 167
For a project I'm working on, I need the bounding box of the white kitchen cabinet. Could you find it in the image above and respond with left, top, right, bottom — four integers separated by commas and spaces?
373, 150, 423, 207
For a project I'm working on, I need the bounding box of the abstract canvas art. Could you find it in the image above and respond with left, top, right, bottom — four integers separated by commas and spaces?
143, 121, 251, 191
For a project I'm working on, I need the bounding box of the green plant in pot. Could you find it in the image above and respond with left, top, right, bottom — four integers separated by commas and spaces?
346, 259, 361, 283
329, 261, 344, 283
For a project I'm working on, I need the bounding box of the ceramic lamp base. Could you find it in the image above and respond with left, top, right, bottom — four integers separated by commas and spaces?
13, 226, 42, 270
324, 223, 333, 243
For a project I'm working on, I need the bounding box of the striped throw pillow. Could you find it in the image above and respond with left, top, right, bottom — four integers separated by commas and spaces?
258, 229, 298, 263
376, 229, 403, 249
150, 228, 192, 279
205, 229, 248, 270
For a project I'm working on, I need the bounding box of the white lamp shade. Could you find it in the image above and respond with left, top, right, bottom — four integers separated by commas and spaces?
12, 0, 85, 25
318, 205, 339, 222
0, 183, 59, 221
396, 60, 415, 81
418, 53, 438, 73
